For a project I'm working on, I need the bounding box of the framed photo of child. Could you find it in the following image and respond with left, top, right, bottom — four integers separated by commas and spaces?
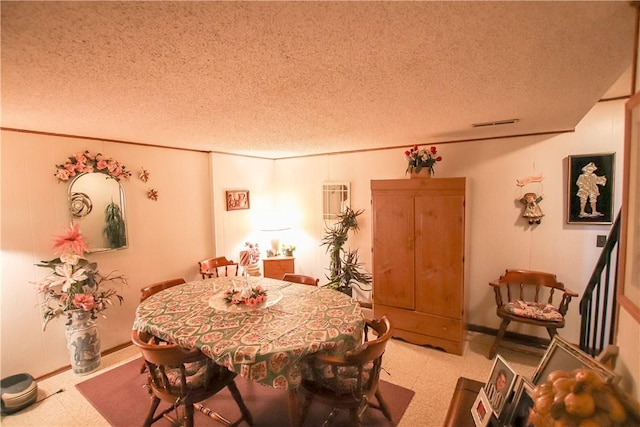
566, 153, 614, 224
482, 355, 517, 419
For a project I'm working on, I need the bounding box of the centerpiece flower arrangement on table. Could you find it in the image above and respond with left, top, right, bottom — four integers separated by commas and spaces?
221, 242, 268, 306
404, 145, 442, 175
223, 285, 267, 306
35, 224, 126, 330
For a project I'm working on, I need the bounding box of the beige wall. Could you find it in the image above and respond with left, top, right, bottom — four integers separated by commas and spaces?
211, 99, 638, 395
2, 98, 637, 396
1, 132, 216, 377
235, 100, 625, 345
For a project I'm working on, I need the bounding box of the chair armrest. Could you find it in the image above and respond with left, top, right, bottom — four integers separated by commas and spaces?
312, 353, 350, 367
562, 287, 579, 298
357, 301, 373, 309
488, 279, 502, 288
489, 280, 505, 306
557, 287, 579, 316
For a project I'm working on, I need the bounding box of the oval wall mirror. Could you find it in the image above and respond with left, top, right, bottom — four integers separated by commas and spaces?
68, 173, 128, 253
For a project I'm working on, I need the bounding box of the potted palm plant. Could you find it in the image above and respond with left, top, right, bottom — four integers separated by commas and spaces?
103, 202, 126, 249
320, 207, 372, 296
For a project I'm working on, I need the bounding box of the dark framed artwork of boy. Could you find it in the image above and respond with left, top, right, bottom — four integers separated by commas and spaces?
567, 153, 614, 224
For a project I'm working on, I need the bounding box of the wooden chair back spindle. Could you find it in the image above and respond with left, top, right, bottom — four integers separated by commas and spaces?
299, 316, 394, 426
199, 256, 239, 279
131, 329, 253, 427
488, 269, 578, 359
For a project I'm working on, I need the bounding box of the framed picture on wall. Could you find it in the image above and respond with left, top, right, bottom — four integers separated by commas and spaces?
567, 153, 615, 224
226, 190, 250, 211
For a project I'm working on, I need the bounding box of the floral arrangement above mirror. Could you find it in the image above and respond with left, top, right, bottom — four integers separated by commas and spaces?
54, 150, 131, 182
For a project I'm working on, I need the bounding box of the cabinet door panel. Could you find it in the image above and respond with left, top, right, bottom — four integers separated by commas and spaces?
415, 194, 464, 318
263, 258, 294, 279
372, 193, 415, 309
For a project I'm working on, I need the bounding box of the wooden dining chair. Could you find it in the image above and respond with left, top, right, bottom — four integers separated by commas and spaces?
139, 278, 186, 302
138, 278, 187, 373
488, 269, 578, 358
299, 316, 393, 427
199, 256, 239, 279
282, 273, 319, 286
132, 329, 253, 427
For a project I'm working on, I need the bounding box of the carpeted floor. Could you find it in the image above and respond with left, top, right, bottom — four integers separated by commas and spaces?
75, 357, 413, 426
0, 332, 543, 426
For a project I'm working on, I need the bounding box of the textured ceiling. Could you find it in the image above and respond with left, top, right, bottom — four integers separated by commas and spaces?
1, 1, 636, 159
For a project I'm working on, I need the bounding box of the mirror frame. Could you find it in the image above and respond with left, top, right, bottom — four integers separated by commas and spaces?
54, 150, 131, 253
68, 173, 128, 253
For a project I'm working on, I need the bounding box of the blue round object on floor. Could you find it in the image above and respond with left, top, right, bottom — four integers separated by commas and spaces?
1, 373, 38, 415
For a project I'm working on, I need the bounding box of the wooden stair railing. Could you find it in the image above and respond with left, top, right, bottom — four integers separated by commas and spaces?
579, 212, 621, 357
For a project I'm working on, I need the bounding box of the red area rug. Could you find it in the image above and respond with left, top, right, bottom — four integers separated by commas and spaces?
76, 357, 414, 426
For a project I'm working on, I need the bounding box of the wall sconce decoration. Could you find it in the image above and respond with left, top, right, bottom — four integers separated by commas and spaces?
70, 192, 93, 218
138, 167, 150, 183
147, 189, 158, 201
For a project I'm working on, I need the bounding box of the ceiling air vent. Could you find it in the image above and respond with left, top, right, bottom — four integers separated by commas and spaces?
472, 118, 519, 128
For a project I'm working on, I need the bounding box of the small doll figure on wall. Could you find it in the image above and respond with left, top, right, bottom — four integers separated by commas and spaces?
516, 173, 544, 225
520, 192, 544, 224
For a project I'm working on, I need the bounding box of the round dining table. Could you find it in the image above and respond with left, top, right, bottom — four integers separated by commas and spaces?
133, 276, 365, 426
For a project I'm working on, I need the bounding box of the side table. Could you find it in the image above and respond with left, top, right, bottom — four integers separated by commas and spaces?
263, 256, 295, 279
444, 377, 485, 427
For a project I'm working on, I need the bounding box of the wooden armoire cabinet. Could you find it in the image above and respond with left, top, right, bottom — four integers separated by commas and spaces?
371, 178, 466, 355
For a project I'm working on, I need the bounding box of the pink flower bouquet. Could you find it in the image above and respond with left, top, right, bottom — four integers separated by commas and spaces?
54, 150, 132, 182
35, 224, 126, 330
404, 145, 443, 175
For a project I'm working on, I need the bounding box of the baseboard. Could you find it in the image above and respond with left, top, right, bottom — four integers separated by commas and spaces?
466, 323, 550, 349
35, 341, 134, 382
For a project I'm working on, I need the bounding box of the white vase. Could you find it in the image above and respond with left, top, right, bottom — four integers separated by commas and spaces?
65, 310, 101, 375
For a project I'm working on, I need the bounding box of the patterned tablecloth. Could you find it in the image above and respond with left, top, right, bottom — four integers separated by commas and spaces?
133, 276, 365, 390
